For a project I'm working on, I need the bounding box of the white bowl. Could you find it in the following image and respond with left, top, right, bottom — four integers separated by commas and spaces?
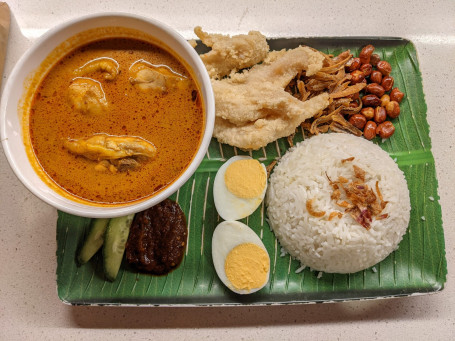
0, 13, 215, 218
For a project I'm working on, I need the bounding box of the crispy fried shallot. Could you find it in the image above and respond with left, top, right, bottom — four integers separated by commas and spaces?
266, 160, 277, 178
323, 162, 389, 229
336, 200, 353, 208
342, 157, 355, 163
376, 180, 389, 210
375, 180, 384, 202
306, 198, 326, 218
338, 176, 349, 183
353, 165, 366, 182
328, 211, 343, 221
331, 188, 341, 201
287, 132, 295, 147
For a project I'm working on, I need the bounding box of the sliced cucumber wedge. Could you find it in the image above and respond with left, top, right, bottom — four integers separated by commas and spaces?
103, 214, 135, 282
78, 218, 110, 265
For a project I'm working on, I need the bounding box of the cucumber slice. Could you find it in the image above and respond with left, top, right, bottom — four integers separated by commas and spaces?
103, 214, 135, 282
78, 218, 110, 265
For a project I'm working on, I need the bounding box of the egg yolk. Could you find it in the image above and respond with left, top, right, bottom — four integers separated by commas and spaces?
225, 243, 269, 291
224, 159, 266, 199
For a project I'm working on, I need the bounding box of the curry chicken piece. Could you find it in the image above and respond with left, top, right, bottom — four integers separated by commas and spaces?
128, 60, 188, 93
63, 134, 157, 173
67, 78, 108, 115
73, 57, 119, 81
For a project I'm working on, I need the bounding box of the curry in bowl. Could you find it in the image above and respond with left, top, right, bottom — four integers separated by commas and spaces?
25, 31, 204, 205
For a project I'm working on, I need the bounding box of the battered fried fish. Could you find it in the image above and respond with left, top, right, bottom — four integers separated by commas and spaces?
196, 27, 330, 150
212, 46, 327, 126
213, 93, 329, 150
195, 26, 269, 79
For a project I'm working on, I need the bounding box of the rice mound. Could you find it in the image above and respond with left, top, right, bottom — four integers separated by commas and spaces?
266, 133, 411, 273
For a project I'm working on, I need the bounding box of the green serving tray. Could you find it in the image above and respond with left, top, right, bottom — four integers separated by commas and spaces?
56, 37, 447, 305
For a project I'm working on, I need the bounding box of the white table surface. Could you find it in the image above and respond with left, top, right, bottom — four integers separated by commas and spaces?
1, 1, 454, 340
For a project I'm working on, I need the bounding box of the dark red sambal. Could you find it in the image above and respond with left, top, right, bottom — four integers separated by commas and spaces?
126, 199, 187, 275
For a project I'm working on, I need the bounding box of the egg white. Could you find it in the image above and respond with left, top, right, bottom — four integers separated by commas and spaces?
213, 156, 267, 221
212, 220, 270, 295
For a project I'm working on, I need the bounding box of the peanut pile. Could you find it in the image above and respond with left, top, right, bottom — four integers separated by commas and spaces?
346, 45, 405, 140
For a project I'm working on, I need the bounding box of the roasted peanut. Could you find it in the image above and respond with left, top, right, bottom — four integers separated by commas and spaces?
376, 121, 395, 138
380, 94, 390, 107
360, 63, 373, 76
381, 76, 394, 92
370, 70, 383, 84
348, 92, 360, 101
346, 57, 361, 72
362, 94, 381, 107
390, 87, 405, 103
361, 107, 374, 120
350, 70, 365, 84
359, 45, 375, 64
370, 53, 381, 67
386, 101, 400, 118
366, 83, 385, 97
377, 60, 392, 76
349, 114, 367, 130
374, 106, 387, 123
364, 121, 377, 140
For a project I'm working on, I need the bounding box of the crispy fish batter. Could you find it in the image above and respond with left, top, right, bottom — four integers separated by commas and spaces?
195, 26, 269, 79
212, 46, 327, 126
214, 93, 329, 150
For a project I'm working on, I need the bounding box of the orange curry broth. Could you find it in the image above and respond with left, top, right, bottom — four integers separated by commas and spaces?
29, 38, 204, 204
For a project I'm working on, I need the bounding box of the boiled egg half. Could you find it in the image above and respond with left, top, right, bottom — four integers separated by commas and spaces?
212, 221, 270, 294
213, 156, 267, 221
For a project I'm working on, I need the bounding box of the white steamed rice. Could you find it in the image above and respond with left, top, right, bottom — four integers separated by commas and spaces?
266, 133, 411, 274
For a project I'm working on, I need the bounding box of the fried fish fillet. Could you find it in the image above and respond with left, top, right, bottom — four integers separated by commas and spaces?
213, 92, 329, 150
212, 46, 327, 126
195, 27, 330, 150
195, 26, 269, 79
